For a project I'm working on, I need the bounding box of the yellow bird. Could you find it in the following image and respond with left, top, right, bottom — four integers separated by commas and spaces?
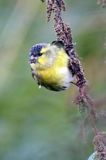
29, 41, 74, 91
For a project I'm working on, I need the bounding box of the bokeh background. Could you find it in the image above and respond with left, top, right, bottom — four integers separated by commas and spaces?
0, 0, 106, 160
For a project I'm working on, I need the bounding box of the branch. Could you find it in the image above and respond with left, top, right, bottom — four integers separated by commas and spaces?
41, 0, 106, 159
42, 0, 97, 133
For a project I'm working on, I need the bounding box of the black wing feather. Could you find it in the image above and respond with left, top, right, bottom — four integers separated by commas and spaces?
51, 40, 64, 48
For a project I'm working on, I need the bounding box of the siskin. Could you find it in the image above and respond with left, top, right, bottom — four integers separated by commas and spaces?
29, 41, 75, 91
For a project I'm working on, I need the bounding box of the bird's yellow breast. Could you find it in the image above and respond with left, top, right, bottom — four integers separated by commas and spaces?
31, 48, 71, 85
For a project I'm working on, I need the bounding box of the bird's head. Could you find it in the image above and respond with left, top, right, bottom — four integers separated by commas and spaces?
29, 41, 65, 70
29, 43, 47, 64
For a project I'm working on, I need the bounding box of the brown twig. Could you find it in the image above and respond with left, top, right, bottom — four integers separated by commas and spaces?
41, 0, 106, 159
43, 0, 97, 134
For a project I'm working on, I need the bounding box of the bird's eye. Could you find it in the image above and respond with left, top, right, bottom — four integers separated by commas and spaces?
38, 52, 43, 56
36, 45, 44, 56
30, 43, 47, 58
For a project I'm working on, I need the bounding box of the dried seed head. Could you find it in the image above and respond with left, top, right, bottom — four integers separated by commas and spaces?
93, 132, 106, 159
46, 0, 86, 88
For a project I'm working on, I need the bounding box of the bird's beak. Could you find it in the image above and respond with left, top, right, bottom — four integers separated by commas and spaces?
29, 55, 37, 64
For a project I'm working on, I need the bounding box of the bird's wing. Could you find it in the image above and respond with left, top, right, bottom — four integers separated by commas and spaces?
51, 40, 75, 76
51, 41, 64, 48
51, 40, 64, 48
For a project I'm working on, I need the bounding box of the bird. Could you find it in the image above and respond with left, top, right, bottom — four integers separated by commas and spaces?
29, 41, 75, 91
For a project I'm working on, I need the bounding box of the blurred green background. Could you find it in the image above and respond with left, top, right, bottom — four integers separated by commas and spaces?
0, 0, 106, 160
